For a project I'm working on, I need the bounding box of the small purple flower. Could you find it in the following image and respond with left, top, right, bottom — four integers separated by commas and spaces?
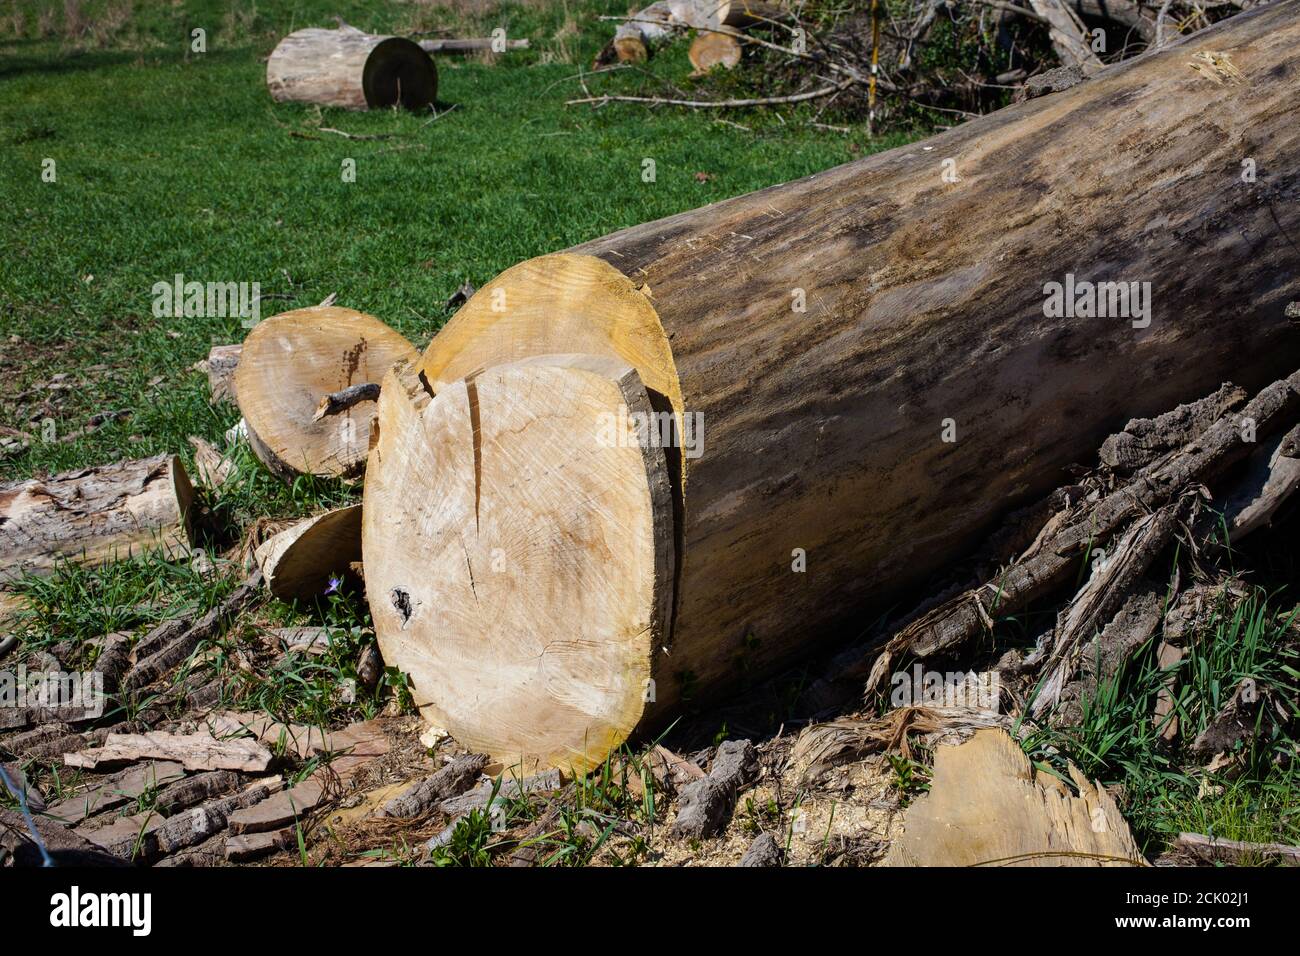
324, 575, 342, 595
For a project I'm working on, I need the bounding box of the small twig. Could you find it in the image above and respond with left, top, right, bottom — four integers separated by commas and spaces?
1155, 0, 1177, 46
966, 0, 1050, 24
313, 383, 381, 421
317, 127, 399, 141
568, 82, 853, 109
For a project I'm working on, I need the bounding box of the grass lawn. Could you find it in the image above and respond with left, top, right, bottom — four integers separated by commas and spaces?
0, 0, 896, 492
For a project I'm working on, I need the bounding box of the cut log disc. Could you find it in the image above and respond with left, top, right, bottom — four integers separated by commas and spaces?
235, 306, 418, 480
266, 28, 438, 111
255, 504, 362, 602
364, 356, 675, 773
689, 31, 742, 72
0, 455, 193, 583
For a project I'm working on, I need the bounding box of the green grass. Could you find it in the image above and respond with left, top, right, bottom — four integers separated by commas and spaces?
0, 0, 900, 491
1022, 584, 1300, 858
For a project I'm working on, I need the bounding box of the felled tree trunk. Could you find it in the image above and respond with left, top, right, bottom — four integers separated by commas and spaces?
267, 27, 438, 111
0, 455, 194, 583
234, 306, 418, 481
369, 2, 1300, 772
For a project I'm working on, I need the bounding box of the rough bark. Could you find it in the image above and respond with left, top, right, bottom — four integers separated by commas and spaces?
45, 761, 186, 825
201, 343, 241, 404
378, 752, 488, 818
866, 368, 1300, 698
671, 739, 758, 838
0, 455, 194, 583
65, 731, 273, 773
122, 571, 263, 692
739, 831, 783, 866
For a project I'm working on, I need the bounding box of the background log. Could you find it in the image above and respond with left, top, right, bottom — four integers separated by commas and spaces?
689, 31, 743, 72
267, 27, 438, 111
0, 455, 193, 583
378, 2, 1300, 771
417, 37, 530, 53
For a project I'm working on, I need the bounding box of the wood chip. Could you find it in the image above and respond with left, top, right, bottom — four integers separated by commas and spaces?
884, 728, 1143, 866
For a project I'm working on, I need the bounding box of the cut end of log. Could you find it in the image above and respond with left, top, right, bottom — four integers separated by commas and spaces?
614, 35, 650, 62
234, 306, 418, 480
689, 31, 742, 73
418, 253, 684, 441
362, 37, 439, 110
364, 355, 675, 774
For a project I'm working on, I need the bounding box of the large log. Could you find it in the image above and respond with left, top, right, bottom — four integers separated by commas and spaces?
266, 27, 438, 111
0, 455, 194, 583
368, 3, 1300, 772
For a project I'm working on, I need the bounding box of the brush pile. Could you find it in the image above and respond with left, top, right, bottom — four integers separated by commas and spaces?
587, 0, 1265, 127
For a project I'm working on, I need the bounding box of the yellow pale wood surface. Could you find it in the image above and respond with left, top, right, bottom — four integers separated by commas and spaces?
364, 356, 675, 774
235, 306, 417, 479
689, 32, 742, 72
417, 254, 683, 428
885, 728, 1144, 866
254, 504, 362, 602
